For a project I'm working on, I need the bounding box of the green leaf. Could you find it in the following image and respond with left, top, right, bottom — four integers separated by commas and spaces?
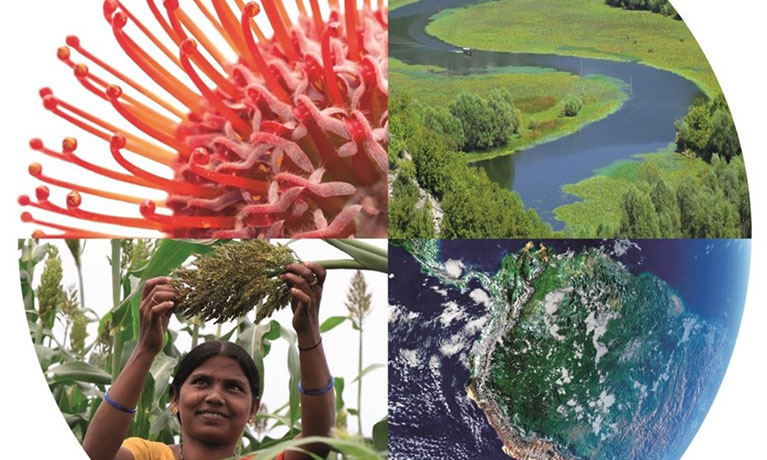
34, 344, 54, 370
246, 435, 385, 460
320, 315, 348, 333
279, 325, 300, 428
336, 239, 388, 258
150, 353, 178, 405
334, 376, 346, 412
324, 240, 388, 273
48, 361, 111, 385
140, 240, 214, 280
347, 408, 359, 415
150, 408, 174, 435
238, 319, 280, 399
350, 363, 385, 384
372, 416, 388, 452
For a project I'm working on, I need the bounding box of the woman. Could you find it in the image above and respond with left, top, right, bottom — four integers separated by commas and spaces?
82, 262, 334, 460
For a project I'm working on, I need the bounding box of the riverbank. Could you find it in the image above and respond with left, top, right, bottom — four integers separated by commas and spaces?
391, 58, 628, 162
553, 145, 711, 234
426, 0, 721, 96
389, 0, 420, 11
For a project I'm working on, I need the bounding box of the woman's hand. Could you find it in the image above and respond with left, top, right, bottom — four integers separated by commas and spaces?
281, 262, 326, 344
137, 276, 178, 355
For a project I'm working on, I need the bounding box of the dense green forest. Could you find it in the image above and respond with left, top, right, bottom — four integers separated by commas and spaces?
676, 94, 742, 162
608, 93, 749, 238
389, 92, 552, 238
604, 0, 679, 19
613, 154, 749, 238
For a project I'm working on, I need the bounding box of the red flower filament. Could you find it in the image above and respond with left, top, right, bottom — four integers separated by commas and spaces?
20, 0, 388, 238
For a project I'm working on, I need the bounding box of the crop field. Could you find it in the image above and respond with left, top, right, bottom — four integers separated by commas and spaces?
426, 0, 721, 95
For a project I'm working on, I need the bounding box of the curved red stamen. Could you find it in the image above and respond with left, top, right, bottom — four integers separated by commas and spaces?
291, 204, 361, 238
307, 0, 325, 38
22, 211, 117, 238
164, 1, 239, 97
344, 0, 360, 60
179, 39, 252, 139
188, 148, 268, 193
211, 0, 251, 59
22, 192, 168, 231
322, 22, 345, 107
115, 0, 183, 68
261, 0, 299, 62
65, 35, 185, 119
111, 12, 203, 113
27, 161, 159, 206
105, 84, 185, 152
240, 3, 290, 103
110, 133, 217, 197
140, 199, 236, 229
31, 137, 158, 189
42, 89, 177, 165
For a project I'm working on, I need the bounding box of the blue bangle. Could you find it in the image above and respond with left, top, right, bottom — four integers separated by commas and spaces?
104, 390, 137, 414
298, 376, 335, 396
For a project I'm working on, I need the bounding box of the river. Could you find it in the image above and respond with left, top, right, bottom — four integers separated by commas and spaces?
390, 0, 703, 229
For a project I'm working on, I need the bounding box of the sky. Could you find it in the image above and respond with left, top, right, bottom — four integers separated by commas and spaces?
1, 0, 766, 459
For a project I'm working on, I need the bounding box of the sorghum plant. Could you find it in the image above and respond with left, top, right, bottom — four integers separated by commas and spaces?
172, 238, 387, 323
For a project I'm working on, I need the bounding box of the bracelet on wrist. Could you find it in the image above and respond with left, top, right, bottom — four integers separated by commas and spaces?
298, 336, 322, 352
104, 390, 137, 414
298, 376, 334, 396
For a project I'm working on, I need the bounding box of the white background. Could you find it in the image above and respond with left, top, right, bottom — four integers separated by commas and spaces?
1, 0, 766, 458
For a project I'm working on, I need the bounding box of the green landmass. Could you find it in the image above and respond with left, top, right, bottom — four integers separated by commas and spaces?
426, 0, 721, 95
389, 0, 420, 11
391, 57, 627, 161
471, 245, 724, 459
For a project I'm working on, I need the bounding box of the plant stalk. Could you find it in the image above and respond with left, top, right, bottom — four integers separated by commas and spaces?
110, 239, 123, 383
357, 322, 363, 435
192, 322, 200, 348
313, 259, 384, 272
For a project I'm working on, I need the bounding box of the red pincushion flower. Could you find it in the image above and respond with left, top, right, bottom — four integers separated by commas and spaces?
19, 0, 388, 238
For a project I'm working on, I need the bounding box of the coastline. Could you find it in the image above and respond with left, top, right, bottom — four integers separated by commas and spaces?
465, 249, 574, 459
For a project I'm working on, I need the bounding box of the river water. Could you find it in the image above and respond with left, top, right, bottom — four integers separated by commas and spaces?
390, 0, 704, 229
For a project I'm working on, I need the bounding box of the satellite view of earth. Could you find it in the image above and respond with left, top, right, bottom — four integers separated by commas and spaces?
389, 239, 750, 460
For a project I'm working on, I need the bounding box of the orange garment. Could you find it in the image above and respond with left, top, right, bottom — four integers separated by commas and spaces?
122, 437, 285, 460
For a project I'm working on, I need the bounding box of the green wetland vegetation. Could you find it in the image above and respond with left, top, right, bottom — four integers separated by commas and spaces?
388, 0, 750, 239
389, 0, 421, 10
391, 58, 628, 161
427, 0, 721, 95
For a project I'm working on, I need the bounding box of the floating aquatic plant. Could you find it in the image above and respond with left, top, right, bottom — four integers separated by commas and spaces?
172, 239, 386, 323
19, 0, 388, 238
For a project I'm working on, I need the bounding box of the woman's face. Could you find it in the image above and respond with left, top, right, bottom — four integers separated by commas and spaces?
173, 355, 258, 446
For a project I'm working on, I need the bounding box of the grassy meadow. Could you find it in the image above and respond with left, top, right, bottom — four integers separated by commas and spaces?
553, 145, 711, 234
391, 58, 628, 161
389, 0, 421, 11
426, 0, 721, 96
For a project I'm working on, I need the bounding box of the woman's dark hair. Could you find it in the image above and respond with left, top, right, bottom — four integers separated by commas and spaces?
169, 340, 260, 403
